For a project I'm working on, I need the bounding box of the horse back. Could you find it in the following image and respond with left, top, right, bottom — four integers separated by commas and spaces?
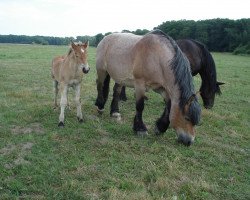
96, 33, 141, 86
51, 55, 65, 81
177, 39, 203, 75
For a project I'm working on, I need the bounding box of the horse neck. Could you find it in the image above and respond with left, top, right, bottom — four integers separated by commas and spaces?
64, 52, 78, 71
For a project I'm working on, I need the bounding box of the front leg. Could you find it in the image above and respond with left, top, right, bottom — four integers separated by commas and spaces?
58, 84, 68, 127
155, 100, 171, 135
133, 82, 147, 136
75, 84, 83, 123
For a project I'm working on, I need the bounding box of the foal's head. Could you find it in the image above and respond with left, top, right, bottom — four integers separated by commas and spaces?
171, 94, 201, 146
71, 41, 90, 74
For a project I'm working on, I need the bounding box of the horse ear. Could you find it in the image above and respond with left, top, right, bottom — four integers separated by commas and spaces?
83, 41, 89, 49
217, 81, 225, 86
71, 41, 77, 49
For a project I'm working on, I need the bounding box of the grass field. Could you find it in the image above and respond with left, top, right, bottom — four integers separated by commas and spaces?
0, 43, 249, 200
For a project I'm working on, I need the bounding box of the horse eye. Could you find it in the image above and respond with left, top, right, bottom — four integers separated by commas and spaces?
185, 116, 191, 122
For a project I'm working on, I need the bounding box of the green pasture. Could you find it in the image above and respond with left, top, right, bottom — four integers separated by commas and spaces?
0, 44, 249, 199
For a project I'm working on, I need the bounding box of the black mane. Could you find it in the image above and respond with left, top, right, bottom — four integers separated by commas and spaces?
190, 39, 219, 95
150, 30, 201, 125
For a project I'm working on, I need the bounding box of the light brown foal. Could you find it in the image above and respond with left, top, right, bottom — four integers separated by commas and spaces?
51, 41, 90, 127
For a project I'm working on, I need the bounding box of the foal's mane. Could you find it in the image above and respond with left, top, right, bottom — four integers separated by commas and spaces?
67, 42, 82, 56
150, 30, 200, 125
190, 39, 219, 95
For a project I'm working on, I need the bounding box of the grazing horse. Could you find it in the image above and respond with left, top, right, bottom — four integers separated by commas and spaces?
95, 30, 201, 146
120, 39, 224, 109
176, 39, 224, 108
51, 41, 90, 127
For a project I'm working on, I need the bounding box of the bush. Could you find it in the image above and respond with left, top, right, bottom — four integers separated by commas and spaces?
233, 43, 250, 55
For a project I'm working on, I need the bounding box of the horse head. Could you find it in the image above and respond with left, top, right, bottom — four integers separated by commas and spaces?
71, 41, 90, 74
200, 81, 225, 109
170, 94, 201, 146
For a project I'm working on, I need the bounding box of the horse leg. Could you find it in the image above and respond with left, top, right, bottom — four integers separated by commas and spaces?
133, 81, 147, 136
58, 84, 68, 127
110, 83, 122, 121
95, 71, 110, 114
119, 86, 127, 101
75, 84, 83, 123
155, 100, 171, 135
53, 80, 59, 109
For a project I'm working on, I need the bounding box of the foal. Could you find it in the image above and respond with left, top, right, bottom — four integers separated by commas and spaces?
51, 41, 90, 127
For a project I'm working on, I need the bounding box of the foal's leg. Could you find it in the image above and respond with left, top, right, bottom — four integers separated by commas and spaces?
75, 84, 83, 123
58, 84, 68, 127
53, 80, 59, 109
133, 81, 147, 136
110, 83, 122, 120
155, 100, 171, 135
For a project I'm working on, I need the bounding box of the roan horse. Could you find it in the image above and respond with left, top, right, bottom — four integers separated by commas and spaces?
95, 30, 201, 146
120, 39, 224, 109
51, 41, 90, 127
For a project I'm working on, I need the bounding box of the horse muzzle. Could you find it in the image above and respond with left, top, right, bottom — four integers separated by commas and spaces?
177, 132, 195, 146
81, 64, 90, 74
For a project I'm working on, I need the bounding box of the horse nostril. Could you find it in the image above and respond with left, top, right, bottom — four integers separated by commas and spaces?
177, 133, 193, 146
82, 68, 90, 74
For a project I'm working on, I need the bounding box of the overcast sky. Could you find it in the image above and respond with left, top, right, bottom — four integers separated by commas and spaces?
0, 0, 249, 37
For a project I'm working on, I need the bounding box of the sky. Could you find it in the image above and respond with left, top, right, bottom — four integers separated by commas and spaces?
0, 0, 249, 37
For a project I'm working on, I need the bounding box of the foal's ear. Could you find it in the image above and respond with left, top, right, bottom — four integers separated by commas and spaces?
82, 41, 89, 49
71, 41, 77, 49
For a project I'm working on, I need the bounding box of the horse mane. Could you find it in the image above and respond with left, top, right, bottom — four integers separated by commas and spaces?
190, 39, 220, 95
150, 30, 201, 125
67, 42, 83, 56
67, 48, 73, 56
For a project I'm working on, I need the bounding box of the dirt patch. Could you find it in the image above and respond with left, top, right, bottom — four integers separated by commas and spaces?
1, 142, 34, 169
0, 144, 16, 156
11, 123, 44, 135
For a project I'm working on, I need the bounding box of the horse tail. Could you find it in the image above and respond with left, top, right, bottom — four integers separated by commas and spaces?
191, 40, 219, 94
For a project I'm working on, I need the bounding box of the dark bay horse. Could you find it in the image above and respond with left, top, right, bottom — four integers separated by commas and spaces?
177, 39, 224, 108
95, 30, 201, 146
120, 39, 224, 109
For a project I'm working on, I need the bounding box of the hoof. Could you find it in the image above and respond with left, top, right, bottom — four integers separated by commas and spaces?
77, 117, 84, 123
136, 131, 148, 137
58, 121, 64, 127
111, 112, 121, 121
154, 126, 164, 135
96, 107, 104, 114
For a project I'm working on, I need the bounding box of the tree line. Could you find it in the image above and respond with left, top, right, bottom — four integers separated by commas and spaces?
0, 18, 249, 54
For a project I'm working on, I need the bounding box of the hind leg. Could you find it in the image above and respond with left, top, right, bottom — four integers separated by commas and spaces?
95, 70, 110, 114
110, 83, 122, 120
119, 86, 127, 101
75, 84, 83, 123
133, 80, 147, 136
155, 100, 171, 135
53, 80, 59, 109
